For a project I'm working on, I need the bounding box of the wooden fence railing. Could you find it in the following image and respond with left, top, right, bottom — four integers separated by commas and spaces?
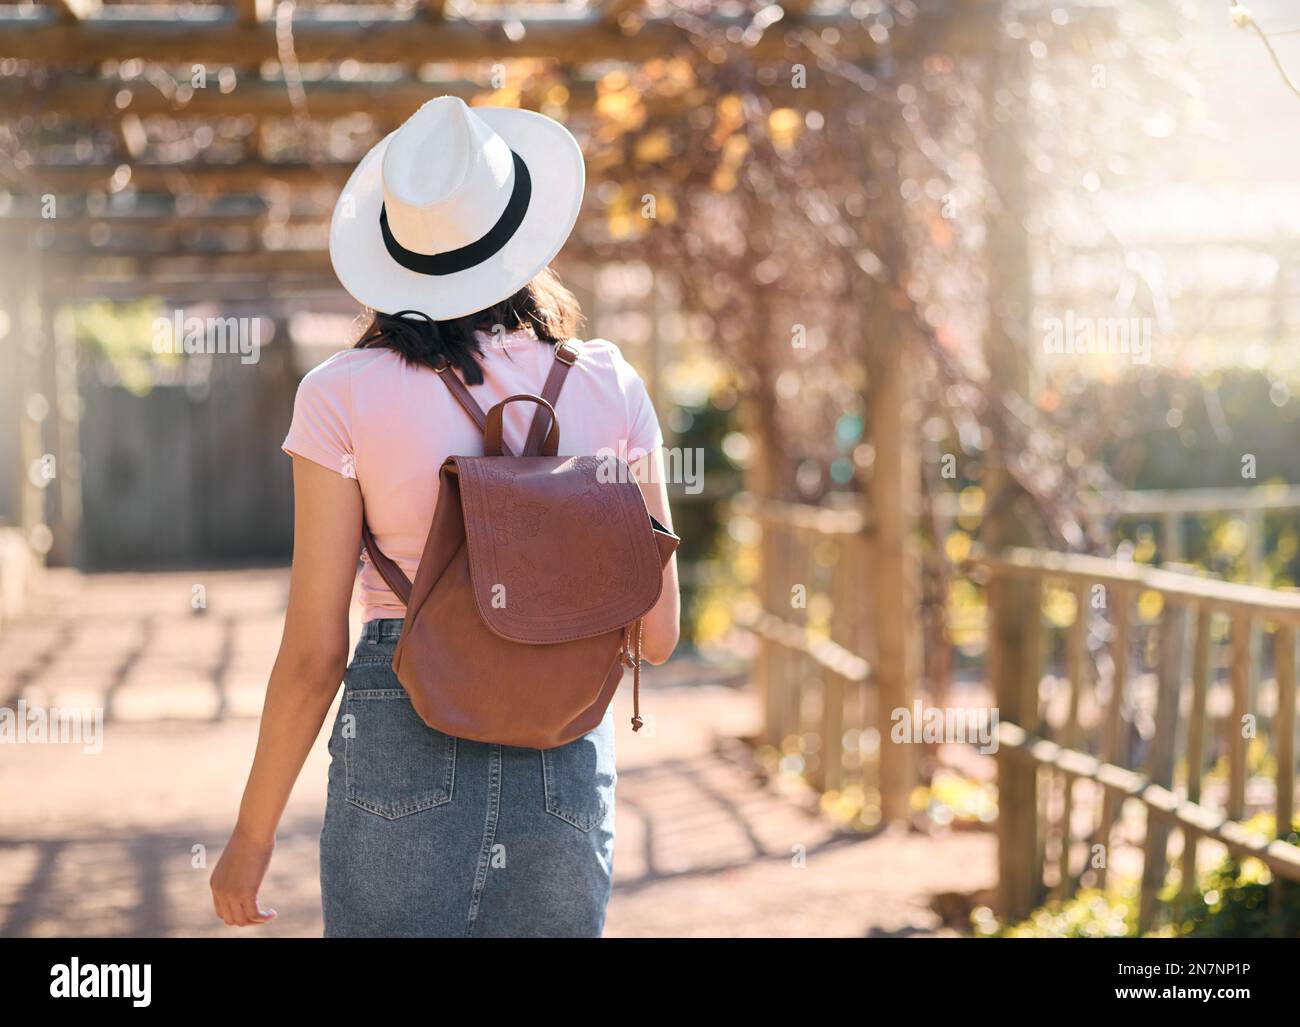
735, 491, 1300, 929
935, 483, 1300, 577
729, 495, 884, 813
979, 548, 1300, 931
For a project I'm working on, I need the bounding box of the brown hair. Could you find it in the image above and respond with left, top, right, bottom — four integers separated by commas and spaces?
354, 266, 584, 386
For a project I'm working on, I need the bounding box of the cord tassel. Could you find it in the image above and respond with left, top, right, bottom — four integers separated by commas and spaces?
629, 617, 645, 732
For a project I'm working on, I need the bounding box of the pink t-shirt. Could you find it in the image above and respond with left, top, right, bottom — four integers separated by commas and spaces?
282, 330, 665, 622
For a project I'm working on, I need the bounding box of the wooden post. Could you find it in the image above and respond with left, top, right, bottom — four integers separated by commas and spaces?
1228, 613, 1252, 822
15, 239, 49, 554
1244, 507, 1265, 584
815, 669, 845, 794
784, 525, 806, 752
748, 327, 788, 752
979, 25, 1035, 562
1244, 507, 1266, 697
760, 516, 779, 749
1181, 605, 1212, 900
1055, 578, 1088, 899
1138, 599, 1187, 933
43, 299, 83, 567
1273, 622, 1296, 931
980, 23, 1046, 911
758, 601, 779, 750
31, 294, 61, 562
847, 529, 872, 805
768, 522, 793, 751
869, 341, 919, 825
818, 533, 850, 794
992, 568, 1043, 920
1161, 510, 1183, 565
0, 252, 25, 527
1093, 581, 1131, 891
1276, 623, 1297, 836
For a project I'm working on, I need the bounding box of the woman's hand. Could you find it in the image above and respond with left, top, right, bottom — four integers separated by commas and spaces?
210, 832, 278, 927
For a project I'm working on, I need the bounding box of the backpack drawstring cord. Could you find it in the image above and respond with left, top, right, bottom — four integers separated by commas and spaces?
622, 618, 645, 732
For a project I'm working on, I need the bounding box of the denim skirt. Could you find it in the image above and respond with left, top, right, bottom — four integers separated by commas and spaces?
320, 618, 617, 937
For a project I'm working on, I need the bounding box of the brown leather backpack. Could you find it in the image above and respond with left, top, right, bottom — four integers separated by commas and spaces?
359, 340, 679, 749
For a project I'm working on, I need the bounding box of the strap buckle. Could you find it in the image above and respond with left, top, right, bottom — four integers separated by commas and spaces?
554, 341, 579, 366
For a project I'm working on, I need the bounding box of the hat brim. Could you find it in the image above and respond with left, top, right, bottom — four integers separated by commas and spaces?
329, 106, 585, 320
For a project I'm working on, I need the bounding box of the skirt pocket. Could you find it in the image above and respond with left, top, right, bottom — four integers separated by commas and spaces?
342, 688, 457, 820
539, 715, 615, 833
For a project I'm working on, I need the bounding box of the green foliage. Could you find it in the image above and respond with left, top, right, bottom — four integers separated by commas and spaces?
1161, 859, 1300, 938
71, 299, 170, 395
980, 815, 1300, 938
1096, 370, 1300, 494
1162, 814, 1300, 938
975, 888, 1138, 938
664, 396, 741, 646
913, 769, 997, 828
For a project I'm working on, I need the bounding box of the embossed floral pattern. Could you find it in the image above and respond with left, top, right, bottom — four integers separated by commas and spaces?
476, 456, 641, 616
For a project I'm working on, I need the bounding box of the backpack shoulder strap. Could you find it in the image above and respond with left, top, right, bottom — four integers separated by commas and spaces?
521, 340, 579, 456
434, 358, 517, 457
359, 354, 506, 601
360, 344, 578, 604
361, 520, 412, 604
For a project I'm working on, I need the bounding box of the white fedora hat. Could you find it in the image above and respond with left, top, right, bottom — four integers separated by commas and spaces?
329, 95, 585, 320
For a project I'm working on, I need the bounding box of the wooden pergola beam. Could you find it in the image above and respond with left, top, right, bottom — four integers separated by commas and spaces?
0, 7, 889, 64
45, 247, 334, 274
68, 275, 343, 300
4, 210, 276, 228
6, 159, 353, 192
0, 76, 570, 119
1, 191, 270, 215
0, 71, 836, 120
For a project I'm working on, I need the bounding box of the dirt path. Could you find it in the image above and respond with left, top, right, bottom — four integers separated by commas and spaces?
0, 568, 994, 937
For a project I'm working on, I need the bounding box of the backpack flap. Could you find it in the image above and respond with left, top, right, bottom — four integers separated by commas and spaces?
456, 453, 668, 644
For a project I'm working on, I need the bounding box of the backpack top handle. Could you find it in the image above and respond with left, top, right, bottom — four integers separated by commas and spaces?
433, 339, 578, 458
359, 342, 579, 605
483, 394, 559, 457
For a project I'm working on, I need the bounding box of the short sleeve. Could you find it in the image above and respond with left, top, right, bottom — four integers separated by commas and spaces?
282, 353, 353, 477
607, 346, 664, 458
626, 373, 665, 456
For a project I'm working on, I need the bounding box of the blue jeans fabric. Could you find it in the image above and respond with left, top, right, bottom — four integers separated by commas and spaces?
320, 618, 617, 937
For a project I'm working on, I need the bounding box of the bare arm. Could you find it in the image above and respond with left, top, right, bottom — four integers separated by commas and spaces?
632, 444, 680, 665
210, 455, 361, 927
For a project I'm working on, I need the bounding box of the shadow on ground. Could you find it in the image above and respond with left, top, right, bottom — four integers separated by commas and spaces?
0, 569, 995, 938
